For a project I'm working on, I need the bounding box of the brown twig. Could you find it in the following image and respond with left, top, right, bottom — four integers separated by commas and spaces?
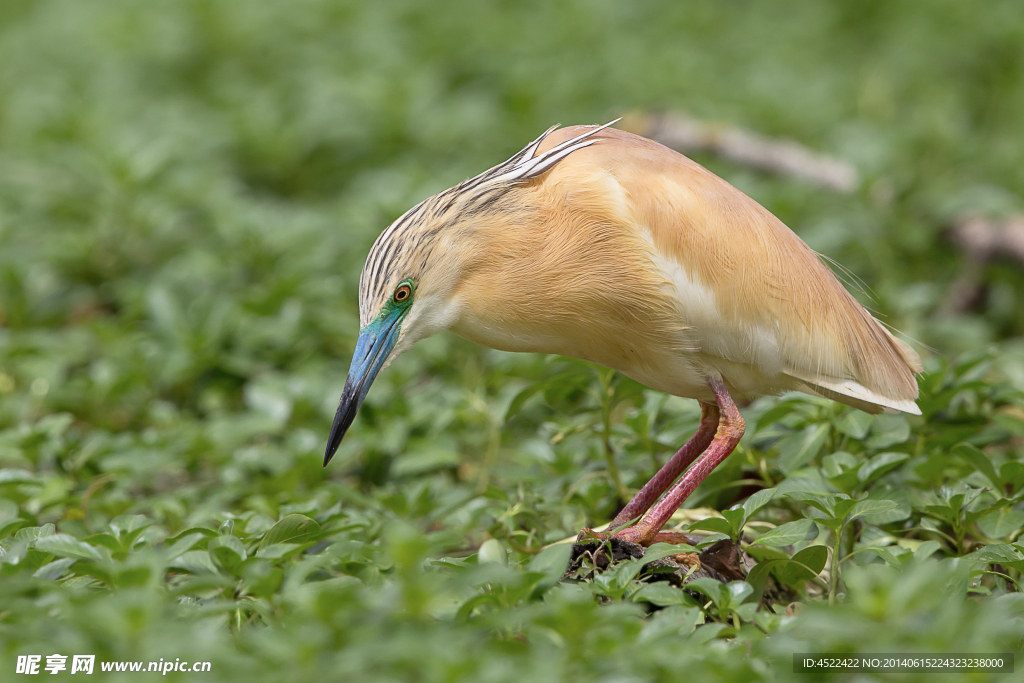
944, 215, 1024, 314
622, 112, 859, 193
949, 215, 1024, 265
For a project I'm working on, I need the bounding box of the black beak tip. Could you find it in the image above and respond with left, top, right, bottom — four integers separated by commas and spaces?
322, 423, 346, 469
323, 384, 358, 469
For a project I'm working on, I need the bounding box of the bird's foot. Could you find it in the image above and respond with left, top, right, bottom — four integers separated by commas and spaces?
576, 527, 609, 542
565, 529, 706, 584
610, 524, 656, 546
577, 526, 697, 547
566, 530, 645, 579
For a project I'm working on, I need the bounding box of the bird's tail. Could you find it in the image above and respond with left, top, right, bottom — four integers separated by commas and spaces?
786, 327, 922, 415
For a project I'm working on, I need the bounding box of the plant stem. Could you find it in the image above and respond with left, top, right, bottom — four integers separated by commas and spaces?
829, 524, 843, 605
468, 391, 501, 493
603, 421, 627, 503
599, 371, 629, 503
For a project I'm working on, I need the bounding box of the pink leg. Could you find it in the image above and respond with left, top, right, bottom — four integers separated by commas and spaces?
607, 402, 720, 530
615, 376, 745, 546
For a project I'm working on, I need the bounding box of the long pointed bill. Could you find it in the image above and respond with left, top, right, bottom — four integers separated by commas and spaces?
324, 312, 403, 467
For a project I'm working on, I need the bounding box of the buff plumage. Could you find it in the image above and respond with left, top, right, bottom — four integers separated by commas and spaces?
326, 122, 921, 546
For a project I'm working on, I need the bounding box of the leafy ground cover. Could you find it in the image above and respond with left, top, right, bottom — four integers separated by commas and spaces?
1, 1, 1023, 681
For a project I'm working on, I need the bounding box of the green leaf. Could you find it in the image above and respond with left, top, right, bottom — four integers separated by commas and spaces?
505, 373, 570, 419
722, 507, 746, 538
785, 491, 834, 517
686, 577, 726, 608
84, 534, 122, 555
687, 517, 734, 536
775, 423, 829, 473
835, 410, 872, 440
869, 546, 908, 569
952, 443, 1001, 489
924, 504, 958, 525
966, 497, 1010, 526
527, 544, 573, 582
165, 527, 218, 544
733, 602, 758, 622
847, 499, 899, 523
0, 519, 28, 539
33, 557, 76, 581
913, 540, 942, 561
109, 514, 151, 540
832, 497, 858, 523
170, 550, 221, 575
781, 545, 828, 584
164, 533, 205, 560
258, 514, 321, 551
392, 449, 461, 477
741, 487, 777, 521
633, 582, 695, 607
1000, 462, 1024, 491
971, 544, 1024, 565
857, 451, 909, 484
822, 451, 860, 478
752, 519, 818, 547
755, 401, 802, 432
865, 414, 910, 450
15, 525, 56, 544
723, 580, 753, 608
33, 534, 103, 562
599, 545, 681, 589
0, 539, 29, 567
977, 508, 1024, 540
208, 532, 246, 561
456, 593, 501, 621
744, 559, 784, 603
743, 545, 790, 564
694, 533, 731, 548
0, 469, 38, 485
255, 543, 302, 560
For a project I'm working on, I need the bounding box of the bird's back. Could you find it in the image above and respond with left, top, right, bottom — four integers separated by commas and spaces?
525, 126, 921, 414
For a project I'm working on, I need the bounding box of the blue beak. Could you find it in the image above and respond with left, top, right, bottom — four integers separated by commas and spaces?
324, 311, 403, 467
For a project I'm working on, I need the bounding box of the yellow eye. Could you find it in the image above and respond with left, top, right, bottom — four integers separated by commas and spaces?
394, 284, 412, 302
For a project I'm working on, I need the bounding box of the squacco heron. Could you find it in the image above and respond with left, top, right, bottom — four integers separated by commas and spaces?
324, 121, 922, 547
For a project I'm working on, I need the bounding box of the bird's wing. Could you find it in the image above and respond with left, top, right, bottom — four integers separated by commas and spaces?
546, 126, 922, 414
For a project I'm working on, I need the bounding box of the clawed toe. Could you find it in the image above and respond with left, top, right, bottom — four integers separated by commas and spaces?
578, 525, 697, 548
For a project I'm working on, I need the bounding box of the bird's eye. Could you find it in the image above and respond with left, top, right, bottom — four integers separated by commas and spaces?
393, 284, 412, 303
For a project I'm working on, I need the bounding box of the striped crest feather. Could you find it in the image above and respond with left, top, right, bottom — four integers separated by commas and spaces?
358, 121, 619, 323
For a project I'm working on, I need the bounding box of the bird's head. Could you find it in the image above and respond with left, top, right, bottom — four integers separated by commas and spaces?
323, 121, 619, 466
321, 203, 465, 467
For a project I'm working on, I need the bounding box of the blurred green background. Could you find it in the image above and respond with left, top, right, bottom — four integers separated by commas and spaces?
1, 1, 1022, 681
